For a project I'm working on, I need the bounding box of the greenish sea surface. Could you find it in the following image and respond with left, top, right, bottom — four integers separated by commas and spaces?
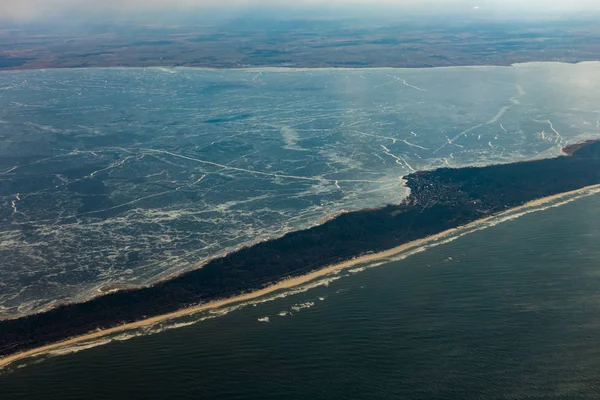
1, 191, 599, 399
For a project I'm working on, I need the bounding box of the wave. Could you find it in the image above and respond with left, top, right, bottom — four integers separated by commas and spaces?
291, 302, 316, 313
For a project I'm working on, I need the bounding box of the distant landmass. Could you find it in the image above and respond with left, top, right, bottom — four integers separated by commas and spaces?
2, 18, 600, 70
1, 140, 599, 365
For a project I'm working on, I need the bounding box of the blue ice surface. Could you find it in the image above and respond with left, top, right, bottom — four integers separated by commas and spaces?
0, 62, 599, 316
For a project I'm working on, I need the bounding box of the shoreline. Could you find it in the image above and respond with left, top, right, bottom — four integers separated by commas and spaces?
2, 183, 600, 370
1, 61, 599, 74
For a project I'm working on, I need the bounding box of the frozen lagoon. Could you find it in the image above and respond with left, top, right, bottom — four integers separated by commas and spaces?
1, 62, 599, 316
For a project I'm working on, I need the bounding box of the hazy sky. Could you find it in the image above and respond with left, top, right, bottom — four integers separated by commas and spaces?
2, 0, 599, 22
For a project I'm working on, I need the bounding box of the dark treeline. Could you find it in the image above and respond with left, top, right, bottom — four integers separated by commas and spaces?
1, 141, 600, 357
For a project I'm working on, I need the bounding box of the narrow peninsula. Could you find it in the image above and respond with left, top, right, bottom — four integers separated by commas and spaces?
1, 140, 600, 364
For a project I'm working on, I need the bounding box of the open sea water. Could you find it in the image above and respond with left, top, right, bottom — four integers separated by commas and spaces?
1, 189, 599, 399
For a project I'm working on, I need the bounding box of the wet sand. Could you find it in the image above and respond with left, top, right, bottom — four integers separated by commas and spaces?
2, 183, 600, 370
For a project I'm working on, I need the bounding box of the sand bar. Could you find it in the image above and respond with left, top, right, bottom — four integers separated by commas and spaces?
2, 183, 600, 370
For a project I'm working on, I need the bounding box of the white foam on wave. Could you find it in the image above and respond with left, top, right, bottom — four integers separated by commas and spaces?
291, 302, 315, 312
349, 266, 367, 274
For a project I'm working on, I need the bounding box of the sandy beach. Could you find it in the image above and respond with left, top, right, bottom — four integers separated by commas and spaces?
2, 183, 600, 370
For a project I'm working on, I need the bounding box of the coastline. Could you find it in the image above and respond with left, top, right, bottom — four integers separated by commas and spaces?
1, 60, 598, 74
2, 183, 600, 371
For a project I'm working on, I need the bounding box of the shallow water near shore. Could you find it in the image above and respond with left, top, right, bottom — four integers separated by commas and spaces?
2, 190, 599, 399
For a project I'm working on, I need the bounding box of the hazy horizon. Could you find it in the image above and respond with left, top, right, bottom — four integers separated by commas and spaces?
2, 0, 600, 25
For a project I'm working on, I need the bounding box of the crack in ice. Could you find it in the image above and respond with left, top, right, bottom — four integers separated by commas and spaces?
141, 148, 390, 184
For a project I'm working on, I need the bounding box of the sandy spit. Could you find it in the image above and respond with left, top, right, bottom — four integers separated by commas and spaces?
2, 183, 600, 370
